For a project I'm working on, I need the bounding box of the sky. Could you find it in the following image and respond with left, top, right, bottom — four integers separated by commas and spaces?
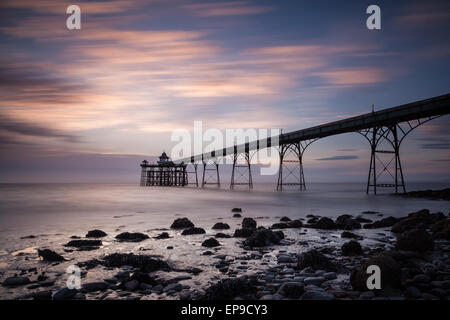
0, 0, 449, 183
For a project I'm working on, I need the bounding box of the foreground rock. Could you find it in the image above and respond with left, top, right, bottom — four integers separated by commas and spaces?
297, 249, 338, 272
181, 227, 206, 235
38, 249, 65, 262
399, 188, 450, 201
2, 276, 30, 287
154, 232, 171, 239
234, 228, 255, 238
170, 218, 194, 229
86, 229, 107, 238
363, 216, 399, 229
115, 232, 149, 242
309, 217, 336, 230
242, 218, 257, 229
350, 252, 401, 291
396, 229, 434, 252
244, 229, 284, 247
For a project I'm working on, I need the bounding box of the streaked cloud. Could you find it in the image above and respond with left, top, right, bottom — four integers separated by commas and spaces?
315, 155, 359, 161
182, 1, 273, 17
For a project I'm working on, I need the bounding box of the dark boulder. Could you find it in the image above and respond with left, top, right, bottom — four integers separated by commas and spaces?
102, 253, 170, 272
181, 227, 206, 235
86, 229, 107, 238
233, 228, 255, 238
38, 249, 65, 262
200, 276, 257, 300
341, 231, 362, 240
271, 223, 289, 229
310, 217, 336, 230
363, 216, 399, 229
297, 249, 337, 272
232, 213, 242, 218
2, 276, 30, 287
212, 222, 230, 230
280, 216, 291, 222
170, 217, 194, 229
154, 232, 171, 239
431, 219, 450, 240
231, 208, 242, 213
202, 238, 220, 248
335, 214, 353, 228
396, 229, 434, 252
82, 282, 109, 292
242, 217, 257, 229
355, 217, 372, 223
64, 239, 102, 248
215, 233, 231, 238
244, 229, 284, 247
288, 219, 303, 228
341, 240, 362, 256
52, 288, 78, 300
115, 232, 149, 242
391, 209, 431, 233
350, 252, 401, 291
277, 282, 304, 299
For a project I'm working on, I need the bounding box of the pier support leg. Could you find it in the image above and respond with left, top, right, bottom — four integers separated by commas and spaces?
185, 163, 198, 187
230, 152, 253, 189
201, 160, 220, 188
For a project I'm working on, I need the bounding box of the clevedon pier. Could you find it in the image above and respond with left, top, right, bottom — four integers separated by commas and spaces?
140, 94, 450, 194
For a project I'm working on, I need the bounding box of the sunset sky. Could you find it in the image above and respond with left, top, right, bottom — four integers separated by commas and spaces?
0, 0, 449, 183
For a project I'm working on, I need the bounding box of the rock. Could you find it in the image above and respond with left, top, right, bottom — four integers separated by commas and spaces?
242, 218, 257, 229
231, 208, 242, 213
38, 249, 65, 262
271, 223, 289, 229
202, 251, 213, 255
335, 214, 353, 228
396, 229, 434, 252
202, 238, 220, 247
212, 222, 230, 230
234, 228, 255, 238
32, 290, 53, 300
215, 233, 231, 238
86, 229, 107, 238
82, 282, 108, 292
310, 217, 336, 230
64, 239, 102, 248
404, 286, 421, 299
170, 217, 194, 229
363, 217, 399, 229
181, 227, 206, 235
277, 254, 293, 263
163, 283, 182, 292
277, 282, 304, 298
259, 294, 283, 300
355, 217, 372, 223
124, 279, 139, 291
400, 188, 450, 201
304, 277, 325, 285
323, 272, 337, 280
343, 219, 362, 230
53, 288, 78, 300
2, 276, 30, 287
200, 276, 257, 300
115, 232, 149, 242
297, 249, 338, 272
154, 232, 170, 239
244, 229, 284, 247
431, 219, 450, 240
288, 220, 303, 228
102, 253, 170, 272
341, 231, 362, 240
233, 213, 242, 218
280, 217, 291, 222
350, 252, 401, 291
341, 240, 363, 256
300, 285, 333, 300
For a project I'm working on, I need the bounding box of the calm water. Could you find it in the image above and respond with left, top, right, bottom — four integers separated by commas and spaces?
0, 182, 449, 240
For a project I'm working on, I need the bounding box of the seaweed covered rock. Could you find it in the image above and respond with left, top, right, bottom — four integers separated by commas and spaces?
396, 229, 434, 252
202, 238, 220, 248
363, 216, 399, 229
297, 249, 338, 272
64, 239, 102, 248
181, 227, 206, 235
233, 228, 255, 238
309, 217, 336, 230
102, 253, 170, 272
244, 229, 284, 247
115, 232, 149, 242
200, 276, 257, 300
38, 249, 65, 262
170, 218, 194, 229
86, 229, 107, 238
212, 222, 230, 230
154, 232, 171, 239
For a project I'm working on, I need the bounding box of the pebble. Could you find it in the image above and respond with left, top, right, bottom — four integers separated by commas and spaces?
304, 276, 326, 286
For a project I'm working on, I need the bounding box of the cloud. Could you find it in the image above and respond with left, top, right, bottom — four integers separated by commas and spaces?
419, 143, 450, 150
182, 1, 274, 17
396, 1, 450, 28
315, 155, 359, 161
335, 149, 363, 152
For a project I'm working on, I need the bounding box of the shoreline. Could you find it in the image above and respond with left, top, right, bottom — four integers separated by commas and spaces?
1, 205, 449, 300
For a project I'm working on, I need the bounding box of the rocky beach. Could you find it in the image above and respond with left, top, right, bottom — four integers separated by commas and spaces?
1, 199, 449, 301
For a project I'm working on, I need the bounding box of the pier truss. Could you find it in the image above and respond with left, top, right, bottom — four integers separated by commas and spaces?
158, 93, 450, 194
184, 163, 199, 187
